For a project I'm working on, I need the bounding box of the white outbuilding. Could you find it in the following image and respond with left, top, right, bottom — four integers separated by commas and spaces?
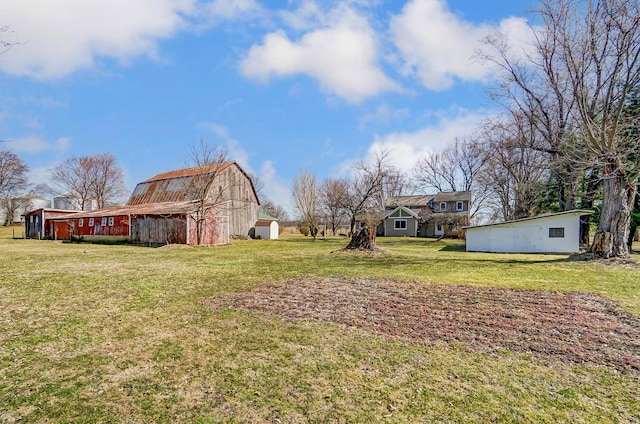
464, 210, 593, 253
254, 214, 279, 240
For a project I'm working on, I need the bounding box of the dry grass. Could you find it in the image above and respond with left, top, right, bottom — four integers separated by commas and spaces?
207, 277, 640, 373
1, 231, 639, 422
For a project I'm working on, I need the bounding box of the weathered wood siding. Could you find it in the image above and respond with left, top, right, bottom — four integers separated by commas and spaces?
214, 165, 259, 237
131, 215, 188, 245
186, 207, 229, 245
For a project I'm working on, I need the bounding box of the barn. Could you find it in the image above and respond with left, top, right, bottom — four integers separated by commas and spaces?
464, 210, 593, 253
24, 208, 81, 239
26, 161, 259, 246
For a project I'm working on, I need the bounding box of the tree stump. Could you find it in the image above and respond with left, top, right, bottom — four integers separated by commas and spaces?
344, 226, 376, 251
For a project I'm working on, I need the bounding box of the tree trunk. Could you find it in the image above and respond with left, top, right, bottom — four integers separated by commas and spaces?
344, 226, 376, 251
591, 171, 636, 258
579, 168, 600, 245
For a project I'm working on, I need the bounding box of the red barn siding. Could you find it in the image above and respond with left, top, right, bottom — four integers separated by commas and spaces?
72, 215, 130, 237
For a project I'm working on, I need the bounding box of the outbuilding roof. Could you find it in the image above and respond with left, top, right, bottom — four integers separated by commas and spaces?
47, 201, 210, 220
463, 209, 593, 230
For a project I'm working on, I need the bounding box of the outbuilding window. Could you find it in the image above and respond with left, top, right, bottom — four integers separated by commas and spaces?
108, 217, 114, 226
394, 219, 407, 230
88, 218, 94, 226
440, 202, 447, 211
101, 217, 107, 226
549, 227, 565, 238
456, 201, 464, 211
78, 218, 83, 227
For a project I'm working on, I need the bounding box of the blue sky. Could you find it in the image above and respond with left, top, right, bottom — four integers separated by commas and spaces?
1, 0, 536, 211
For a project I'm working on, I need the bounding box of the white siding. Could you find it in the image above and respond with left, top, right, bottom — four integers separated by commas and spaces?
255, 221, 279, 239
466, 213, 583, 253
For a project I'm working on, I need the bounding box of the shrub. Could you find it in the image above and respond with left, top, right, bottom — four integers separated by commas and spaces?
298, 226, 310, 236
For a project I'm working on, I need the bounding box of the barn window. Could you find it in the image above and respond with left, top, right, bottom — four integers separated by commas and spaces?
101, 217, 107, 226
78, 219, 83, 227
440, 202, 447, 211
88, 218, 94, 226
108, 217, 114, 226
549, 227, 565, 238
394, 219, 407, 230
456, 201, 464, 211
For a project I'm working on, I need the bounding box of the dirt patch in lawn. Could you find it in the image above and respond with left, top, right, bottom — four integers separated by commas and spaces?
206, 278, 640, 373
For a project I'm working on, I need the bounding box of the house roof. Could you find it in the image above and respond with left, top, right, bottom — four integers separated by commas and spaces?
383, 205, 421, 219
434, 191, 471, 202
385, 195, 434, 208
23, 208, 79, 217
463, 209, 594, 230
256, 219, 277, 227
258, 212, 277, 221
386, 191, 471, 208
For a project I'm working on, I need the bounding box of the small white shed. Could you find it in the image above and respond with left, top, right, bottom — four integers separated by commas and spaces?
255, 217, 279, 240
464, 210, 593, 253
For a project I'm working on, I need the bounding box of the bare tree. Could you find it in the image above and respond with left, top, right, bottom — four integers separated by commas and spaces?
0, 150, 29, 225
545, 0, 640, 258
259, 199, 289, 221
1, 25, 18, 54
187, 141, 229, 245
320, 177, 348, 235
413, 137, 489, 220
477, 115, 550, 221
478, 26, 580, 212
342, 150, 397, 236
481, 0, 640, 258
292, 170, 321, 240
89, 153, 127, 208
49, 153, 127, 210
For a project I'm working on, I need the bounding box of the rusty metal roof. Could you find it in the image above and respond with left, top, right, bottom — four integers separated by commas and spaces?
47, 201, 209, 220
126, 161, 252, 205
142, 161, 233, 182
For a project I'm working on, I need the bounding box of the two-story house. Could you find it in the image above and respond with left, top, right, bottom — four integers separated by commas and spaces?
380, 191, 471, 238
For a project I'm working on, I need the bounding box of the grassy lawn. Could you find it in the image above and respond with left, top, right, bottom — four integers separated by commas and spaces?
1, 225, 639, 423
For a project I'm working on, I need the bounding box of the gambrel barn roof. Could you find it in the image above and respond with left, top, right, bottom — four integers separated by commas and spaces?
126, 161, 259, 206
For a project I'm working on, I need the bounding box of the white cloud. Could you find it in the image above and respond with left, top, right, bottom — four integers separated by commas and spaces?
389, 0, 531, 90
358, 103, 410, 130
198, 121, 230, 138
225, 139, 252, 174
240, 6, 400, 103
258, 160, 292, 212
277, 0, 323, 32
0, 0, 197, 79
7, 136, 72, 154
201, 0, 264, 24
362, 108, 492, 175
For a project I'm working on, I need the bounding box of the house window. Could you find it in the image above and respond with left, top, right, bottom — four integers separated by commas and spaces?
436, 223, 443, 232
101, 217, 107, 226
108, 217, 114, 226
88, 218, 94, 226
440, 202, 447, 211
78, 218, 83, 227
549, 227, 565, 238
394, 219, 407, 230
456, 201, 464, 211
